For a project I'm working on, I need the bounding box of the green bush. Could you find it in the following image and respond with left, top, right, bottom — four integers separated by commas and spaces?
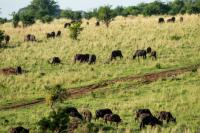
69, 22, 83, 40
38, 107, 70, 133
20, 13, 35, 27
41, 15, 54, 23
12, 13, 20, 28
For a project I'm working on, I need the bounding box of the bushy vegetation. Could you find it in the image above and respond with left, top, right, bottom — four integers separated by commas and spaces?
69, 22, 83, 40
11, 0, 200, 27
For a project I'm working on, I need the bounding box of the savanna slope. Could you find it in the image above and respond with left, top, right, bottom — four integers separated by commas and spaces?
0, 15, 200, 132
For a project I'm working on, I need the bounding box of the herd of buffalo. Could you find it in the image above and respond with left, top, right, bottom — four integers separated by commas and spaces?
9, 107, 176, 132
1, 17, 182, 132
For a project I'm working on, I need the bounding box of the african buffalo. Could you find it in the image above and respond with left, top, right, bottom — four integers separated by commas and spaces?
111, 50, 123, 61
146, 47, 152, 54
64, 23, 71, 28
24, 34, 36, 42
167, 17, 176, 23
151, 51, 157, 60
81, 109, 92, 122
96, 21, 100, 26
64, 107, 83, 120
89, 54, 96, 64
135, 109, 152, 121
4, 35, 10, 44
158, 18, 165, 23
157, 111, 176, 123
95, 108, 113, 120
49, 57, 61, 64
56, 30, 61, 37
133, 50, 147, 59
139, 114, 163, 130
74, 54, 90, 63
9, 126, 29, 133
104, 114, 122, 126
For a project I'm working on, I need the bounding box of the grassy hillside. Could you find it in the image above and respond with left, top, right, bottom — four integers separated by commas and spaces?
0, 15, 200, 132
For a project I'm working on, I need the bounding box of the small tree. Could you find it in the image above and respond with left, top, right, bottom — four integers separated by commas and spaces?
12, 12, 20, 28
0, 30, 5, 45
20, 13, 35, 27
41, 15, 54, 23
45, 85, 66, 109
38, 107, 70, 133
97, 6, 113, 27
69, 22, 83, 40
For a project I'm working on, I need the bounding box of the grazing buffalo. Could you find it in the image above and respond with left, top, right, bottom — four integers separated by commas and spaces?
95, 21, 100, 26
139, 114, 163, 130
104, 114, 122, 126
133, 50, 147, 59
74, 54, 90, 63
158, 18, 165, 23
157, 111, 176, 123
146, 47, 152, 54
180, 17, 183, 22
56, 30, 61, 37
167, 17, 176, 23
151, 51, 157, 60
86, 22, 89, 25
24, 34, 36, 42
4, 35, 10, 44
64, 23, 71, 28
49, 57, 61, 64
16, 66, 22, 74
95, 108, 113, 120
81, 109, 92, 122
64, 107, 83, 120
111, 50, 123, 61
89, 54, 96, 64
135, 109, 152, 121
9, 126, 29, 133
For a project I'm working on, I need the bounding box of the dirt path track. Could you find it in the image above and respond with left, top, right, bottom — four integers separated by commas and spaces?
0, 64, 198, 111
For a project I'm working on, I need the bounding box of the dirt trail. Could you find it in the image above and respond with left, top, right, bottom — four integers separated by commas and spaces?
0, 64, 198, 111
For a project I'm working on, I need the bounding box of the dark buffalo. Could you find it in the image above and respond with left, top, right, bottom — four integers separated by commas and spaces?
139, 114, 163, 130
4, 35, 10, 44
95, 108, 113, 120
64, 23, 71, 28
49, 57, 61, 64
56, 30, 61, 37
157, 111, 176, 123
133, 50, 147, 59
86, 22, 89, 25
81, 109, 92, 122
74, 54, 90, 63
95, 21, 100, 26
158, 18, 165, 23
24, 34, 36, 42
167, 17, 176, 23
16, 66, 22, 74
111, 50, 123, 61
151, 51, 157, 60
104, 114, 122, 126
146, 47, 152, 54
89, 54, 96, 64
9, 126, 29, 133
180, 17, 183, 22
47, 31, 56, 39
64, 107, 83, 120
135, 109, 152, 121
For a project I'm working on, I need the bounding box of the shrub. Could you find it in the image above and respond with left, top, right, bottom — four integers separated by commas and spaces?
45, 84, 67, 109
97, 6, 113, 27
12, 13, 20, 28
155, 63, 161, 69
20, 13, 35, 27
41, 15, 54, 23
38, 107, 70, 133
69, 22, 83, 40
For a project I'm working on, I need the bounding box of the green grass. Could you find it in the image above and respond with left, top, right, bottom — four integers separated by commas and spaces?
0, 15, 200, 132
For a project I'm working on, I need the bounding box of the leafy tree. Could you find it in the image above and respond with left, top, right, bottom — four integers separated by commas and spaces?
45, 85, 66, 109
97, 6, 113, 27
38, 106, 70, 133
20, 13, 35, 27
12, 12, 20, 28
69, 22, 83, 40
0, 30, 5, 45
168, 0, 185, 15
60, 9, 74, 19
41, 15, 54, 23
